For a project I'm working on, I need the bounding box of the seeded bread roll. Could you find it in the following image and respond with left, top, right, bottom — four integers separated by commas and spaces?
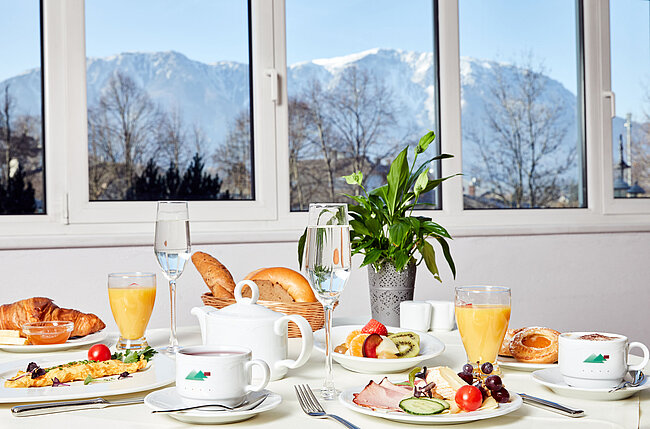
191, 252, 235, 299
244, 267, 317, 303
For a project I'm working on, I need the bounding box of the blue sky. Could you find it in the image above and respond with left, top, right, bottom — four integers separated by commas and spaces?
0, 0, 647, 118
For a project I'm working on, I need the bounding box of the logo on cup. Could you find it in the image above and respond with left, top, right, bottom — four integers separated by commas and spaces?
185, 370, 211, 381
583, 353, 609, 363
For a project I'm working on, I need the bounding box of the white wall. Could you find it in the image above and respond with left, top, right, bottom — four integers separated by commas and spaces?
3, 231, 649, 345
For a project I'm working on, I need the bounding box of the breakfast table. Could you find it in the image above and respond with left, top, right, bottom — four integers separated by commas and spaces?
0, 325, 647, 429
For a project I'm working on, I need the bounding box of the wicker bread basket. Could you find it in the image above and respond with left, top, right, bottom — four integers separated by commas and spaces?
201, 292, 326, 338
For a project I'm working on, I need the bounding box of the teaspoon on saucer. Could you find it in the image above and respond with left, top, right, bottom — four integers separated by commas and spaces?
152, 393, 268, 414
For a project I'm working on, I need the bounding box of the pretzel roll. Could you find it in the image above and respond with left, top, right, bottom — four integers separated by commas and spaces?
509, 327, 560, 364
499, 328, 523, 357
244, 267, 317, 302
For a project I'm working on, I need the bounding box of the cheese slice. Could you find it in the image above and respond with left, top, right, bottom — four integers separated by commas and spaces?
425, 366, 467, 400
0, 337, 27, 345
478, 396, 498, 411
0, 330, 20, 338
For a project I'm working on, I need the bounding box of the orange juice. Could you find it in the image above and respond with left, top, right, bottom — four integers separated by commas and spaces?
108, 287, 156, 339
456, 304, 510, 364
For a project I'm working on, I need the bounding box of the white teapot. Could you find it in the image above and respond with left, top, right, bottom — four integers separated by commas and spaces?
191, 280, 314, 381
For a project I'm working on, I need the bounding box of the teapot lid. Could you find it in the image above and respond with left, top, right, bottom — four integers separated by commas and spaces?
214, 280, 281, 320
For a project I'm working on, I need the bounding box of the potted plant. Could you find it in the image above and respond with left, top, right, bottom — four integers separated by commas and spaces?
298, 131, 458, 326
346, 131, 458, 326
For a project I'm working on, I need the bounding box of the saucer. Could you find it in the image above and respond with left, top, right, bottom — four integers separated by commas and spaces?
531, 367, 650, 401
498, 356, 557, 372
144, 387, 281, 424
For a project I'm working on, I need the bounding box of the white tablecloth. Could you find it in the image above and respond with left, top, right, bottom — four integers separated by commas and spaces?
0, 326, 646, 428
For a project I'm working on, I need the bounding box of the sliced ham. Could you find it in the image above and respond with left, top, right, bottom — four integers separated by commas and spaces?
378, 378, 413, 395
353, 379, 412, 411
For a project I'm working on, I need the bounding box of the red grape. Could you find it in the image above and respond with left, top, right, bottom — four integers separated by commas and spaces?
485, 375, 503, 391
492, 387, 510, 403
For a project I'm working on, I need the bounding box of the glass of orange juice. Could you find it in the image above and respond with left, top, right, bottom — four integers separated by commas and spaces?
455, 286, 511, 373
108, 272, 156, 350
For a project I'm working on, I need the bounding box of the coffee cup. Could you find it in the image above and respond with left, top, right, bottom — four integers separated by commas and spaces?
176, 345, 270, 405
426, 300, 456, 331
559, 332, 650, 389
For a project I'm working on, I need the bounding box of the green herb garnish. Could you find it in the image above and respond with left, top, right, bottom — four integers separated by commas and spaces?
111, 346, 156, 363
84, 375, 95, 385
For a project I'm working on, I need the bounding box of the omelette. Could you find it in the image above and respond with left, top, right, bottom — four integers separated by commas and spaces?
5, 358, 148, 388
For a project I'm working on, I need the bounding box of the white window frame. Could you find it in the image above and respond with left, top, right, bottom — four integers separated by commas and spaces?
0, 0, 649, 250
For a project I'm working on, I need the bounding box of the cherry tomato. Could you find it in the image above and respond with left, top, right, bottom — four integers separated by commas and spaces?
88, 344, 112, 361
455, 385, 483, 411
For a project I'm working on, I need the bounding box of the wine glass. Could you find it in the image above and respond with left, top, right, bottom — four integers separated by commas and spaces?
303, 203, 351, 399
154, 201, 191, 354
455, 286, 511, 375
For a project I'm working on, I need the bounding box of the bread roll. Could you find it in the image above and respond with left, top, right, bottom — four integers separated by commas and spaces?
244, 267, 317, 302
191, 252, 235, 299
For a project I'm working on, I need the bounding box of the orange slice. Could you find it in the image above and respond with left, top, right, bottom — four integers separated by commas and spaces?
345, 330, 362, 348
348, 333, 370, 357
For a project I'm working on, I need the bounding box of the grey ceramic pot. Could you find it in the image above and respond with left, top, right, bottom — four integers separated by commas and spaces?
367, 261, 416, 327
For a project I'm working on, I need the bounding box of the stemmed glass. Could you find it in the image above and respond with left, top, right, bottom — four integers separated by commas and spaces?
303, 203, 351, 399
154, 201, 191, 354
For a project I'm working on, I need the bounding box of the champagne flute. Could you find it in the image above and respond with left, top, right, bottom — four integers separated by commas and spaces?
154, 201, 191, 354
303, 203, 351, 399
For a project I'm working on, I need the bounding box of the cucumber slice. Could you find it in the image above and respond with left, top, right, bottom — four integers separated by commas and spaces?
399, 397, 446, 415
425, 398, 450, 410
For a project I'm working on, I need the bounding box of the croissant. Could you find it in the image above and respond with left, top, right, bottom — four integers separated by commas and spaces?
0, 297, 105, 337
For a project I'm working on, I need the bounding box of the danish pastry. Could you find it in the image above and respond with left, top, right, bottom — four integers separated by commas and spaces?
499, 328, 523, 357
509, 327, 560, 364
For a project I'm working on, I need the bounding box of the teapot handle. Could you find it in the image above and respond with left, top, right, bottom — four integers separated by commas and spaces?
234, 280, 260, 304
273, 314, 313, 370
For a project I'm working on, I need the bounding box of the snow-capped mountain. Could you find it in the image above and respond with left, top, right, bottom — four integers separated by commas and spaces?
1, 48, 588, 168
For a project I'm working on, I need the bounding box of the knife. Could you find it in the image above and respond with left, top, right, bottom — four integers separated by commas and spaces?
11, 397, 144, 417
519, 393, 585, 418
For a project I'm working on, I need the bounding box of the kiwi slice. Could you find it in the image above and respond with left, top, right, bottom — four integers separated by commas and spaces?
390, 337, 420, 358
388, 331, 421, 344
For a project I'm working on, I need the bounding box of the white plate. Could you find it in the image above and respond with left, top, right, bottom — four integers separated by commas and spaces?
531, 367, 650, 401
144, 387, 281, 424
339, 385, 522, 424
0, 352, 174, 403
498, 356, 557, 371
314, 325, 445, 373
0, 331, 109, 353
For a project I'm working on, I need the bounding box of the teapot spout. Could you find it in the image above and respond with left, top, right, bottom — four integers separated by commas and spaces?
190, 306, 213, 345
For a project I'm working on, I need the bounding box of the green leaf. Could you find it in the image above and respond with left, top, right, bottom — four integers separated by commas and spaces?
389, 220, 410, 247
415, 130, 435, 154
421, 221, 452, 238
408, 366, 422, 387
386, 148, 409, 216
393, 250, 411, 272
297, 228, 307, 269
350, 219, 370, 236
406, 154, 455, 191
413, 169, 429, 196
361, 249, 383, 267
84, 375, 95, 385
420, 240, 441, 282
343, 171, 363, 186
435, 236, 456, 279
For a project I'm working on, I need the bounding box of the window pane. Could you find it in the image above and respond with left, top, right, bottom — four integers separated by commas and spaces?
85, 0, 252, 201
611, 0, 650, 199
0, 0, 44, 214
459, 0, 585, 209
286, 0, 439, 211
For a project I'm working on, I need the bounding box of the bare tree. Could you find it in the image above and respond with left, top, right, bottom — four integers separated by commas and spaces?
288, 97, 314, 210
87, 71, 160, 198
1, 84, 15, 185
468, 60, 574, 208
214, 109, 252, 198
157, 106, 187, 170
326, 67, 400, 186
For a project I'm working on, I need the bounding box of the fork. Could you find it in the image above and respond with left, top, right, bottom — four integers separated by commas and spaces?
294, 384, 360, 429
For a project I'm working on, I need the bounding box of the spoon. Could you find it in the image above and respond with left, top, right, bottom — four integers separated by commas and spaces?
152, 393, 268, 413
609, 370, 645, 393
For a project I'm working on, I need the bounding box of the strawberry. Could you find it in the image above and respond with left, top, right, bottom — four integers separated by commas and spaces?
361, 319, 388, 336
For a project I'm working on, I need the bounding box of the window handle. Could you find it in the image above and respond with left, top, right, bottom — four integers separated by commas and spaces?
603, 90, 616, 118
265, 68, 278, 103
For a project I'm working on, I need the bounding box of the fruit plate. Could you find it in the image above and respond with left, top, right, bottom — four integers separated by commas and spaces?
339, 386, 522, 424
313, 325, 445, 373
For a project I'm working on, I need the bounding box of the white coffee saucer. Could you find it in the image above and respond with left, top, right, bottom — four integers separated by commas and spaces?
144, 387, 281, 424
531, 367, 650, 401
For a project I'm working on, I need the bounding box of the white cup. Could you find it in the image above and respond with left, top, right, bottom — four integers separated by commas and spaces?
426, 300, 456, 332
559, 332, 650, 389
399, 301, 432, 332
176, 345, 270, 405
